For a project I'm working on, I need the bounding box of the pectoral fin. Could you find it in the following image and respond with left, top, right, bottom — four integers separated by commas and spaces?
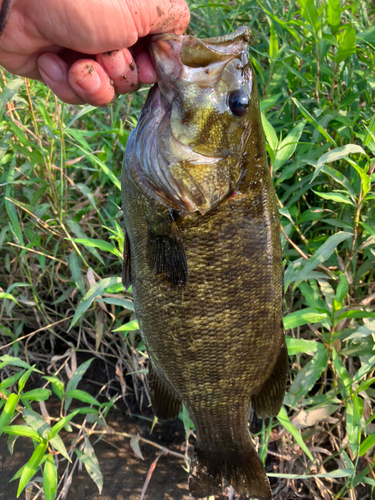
148, 362, 181, 421
147, 216, 188, 286
122, 229, 131, 290
251, 336, 288, 418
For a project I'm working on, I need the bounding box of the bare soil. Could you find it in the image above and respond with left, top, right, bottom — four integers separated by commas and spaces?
0, 409, 190, 500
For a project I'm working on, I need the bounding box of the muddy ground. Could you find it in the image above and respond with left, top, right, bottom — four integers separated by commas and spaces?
0, 408, 191, 500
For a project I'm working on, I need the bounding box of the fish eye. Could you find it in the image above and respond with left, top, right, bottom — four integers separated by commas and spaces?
228, 89, 249, 117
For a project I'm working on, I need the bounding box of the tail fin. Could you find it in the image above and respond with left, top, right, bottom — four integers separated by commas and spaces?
189, 438, 272, 500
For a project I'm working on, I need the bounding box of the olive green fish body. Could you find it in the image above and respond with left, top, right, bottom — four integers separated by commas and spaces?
122, 27, 287, 499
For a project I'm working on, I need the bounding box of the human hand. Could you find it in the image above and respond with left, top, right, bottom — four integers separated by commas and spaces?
0, 0, 189, 105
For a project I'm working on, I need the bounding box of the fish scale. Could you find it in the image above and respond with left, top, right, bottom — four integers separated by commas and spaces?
121, 27, 287, 499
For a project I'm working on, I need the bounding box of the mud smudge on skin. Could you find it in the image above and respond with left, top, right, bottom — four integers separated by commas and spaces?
129, 61, 135, 71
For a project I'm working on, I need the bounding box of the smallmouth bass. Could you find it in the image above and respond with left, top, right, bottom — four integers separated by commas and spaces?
121, 26, 288, 500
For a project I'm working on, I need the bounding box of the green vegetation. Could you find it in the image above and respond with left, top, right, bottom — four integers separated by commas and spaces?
0, 0, 374, 499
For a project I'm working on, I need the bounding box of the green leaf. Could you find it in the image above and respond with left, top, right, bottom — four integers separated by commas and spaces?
69, 238, 122, 257
291, 98, 337, 147
359, 433, 375, 457
286, 337, 325, 356
261, 113, 278, 151
0, 371, 24, 390
69, 277, 122, 330
335, 25, 356, 64
69, 251, 86, 296
113, 319, 139, 333
289, 347, 329, 404
1, 425, 44, 442
50, 434, 71, 462
345, 158, 371, 198
65, 390, 100, 406
277, 406, 314, 461
22, 409, 51, 439
334, 273, 349, 309
0, 355, 42, 373
360, 222, 375, 240
43, 376, 64, 401
48, 410, 79, 440
18, 368, 32, 393
64, 105, 96, 129
75, 439, 103, 493
269, 23, 278, 60
284, 308, 329, 330
312, 144, 366, 181
338, 310, 375, 321
260, 93, 282, 113
66, 219, 104, 264
327, 0, 341, 35
346, 395, 362, 456
273, 122, 305, 174
17, 443, 47, 497
299, 0, 321, 38
65, 359, 94, 412
346, 320, 375, 340
332, 347, 352, 399
293, 232, 353, 287
357, 378, 375, 394
43, 454, 58, 500
0, 292, 19, 305
73, 144, 121, 190
268, 470, 353, 479
99, 297, 135, 311
0, 393, 20, 436
21, 389, 51, 402
5, 169, 24, 246
0, 78, 24, 120
321, 165, 356, 197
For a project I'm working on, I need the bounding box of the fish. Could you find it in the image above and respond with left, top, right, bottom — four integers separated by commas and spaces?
121, 26, 288, 500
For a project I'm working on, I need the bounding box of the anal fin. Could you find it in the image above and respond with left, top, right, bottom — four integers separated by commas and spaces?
122, 229, 131, 290
147, 215, 188, 287
148, 362, 181, 421
251, 336, 288, 418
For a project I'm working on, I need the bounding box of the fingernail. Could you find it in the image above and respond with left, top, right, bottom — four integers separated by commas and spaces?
38, 55, 64, 82
74, 64, 101, 92
101, 50, 127, 77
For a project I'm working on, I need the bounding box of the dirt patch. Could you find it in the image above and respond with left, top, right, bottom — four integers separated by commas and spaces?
0, 409, 190, 500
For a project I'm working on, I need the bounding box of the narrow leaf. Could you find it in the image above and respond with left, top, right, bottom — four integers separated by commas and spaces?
17, 443, 47, 497
277, 406, 314, 461
273, 122, 305, 174
69, 277, 122, 330
65, 390, 100, 406
43, 454, 58, 500
293, 232, 353, 287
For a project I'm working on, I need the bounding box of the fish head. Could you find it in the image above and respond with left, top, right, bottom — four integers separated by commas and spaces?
128, 27, 264, 214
